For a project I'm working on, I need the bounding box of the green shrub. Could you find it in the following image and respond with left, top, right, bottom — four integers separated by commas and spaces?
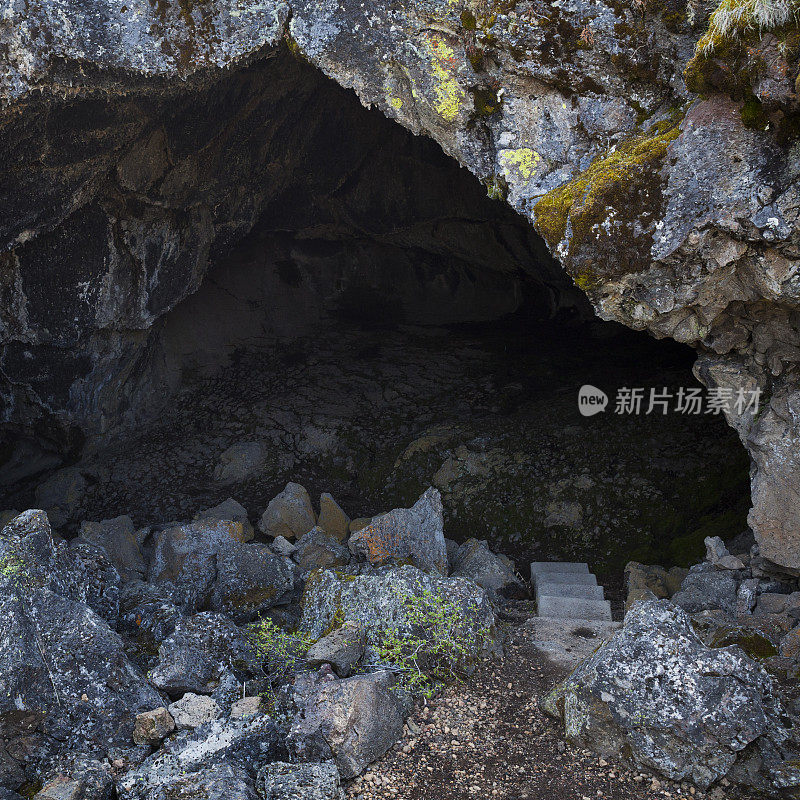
246, 618, 313, 700
370, 588, 491, 698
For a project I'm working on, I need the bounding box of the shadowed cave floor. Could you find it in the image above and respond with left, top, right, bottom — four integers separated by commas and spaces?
40, 313, 751, 591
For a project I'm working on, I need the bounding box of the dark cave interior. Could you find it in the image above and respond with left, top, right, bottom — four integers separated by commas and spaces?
0, 50, 750, 580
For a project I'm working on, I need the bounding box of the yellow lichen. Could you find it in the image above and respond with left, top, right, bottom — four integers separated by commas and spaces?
533, 121, 683, 261
499, 148, 540, 181
429, 35, 465, 122
389, 97, 404, 110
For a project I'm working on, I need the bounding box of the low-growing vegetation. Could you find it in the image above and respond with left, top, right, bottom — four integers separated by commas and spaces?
369, 587, 492, 698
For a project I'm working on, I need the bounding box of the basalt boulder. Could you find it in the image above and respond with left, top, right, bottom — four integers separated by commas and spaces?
287, 670, 404, 779
543, 600, 800, 794
299, 564, 494, 671
348, 488, 448, 576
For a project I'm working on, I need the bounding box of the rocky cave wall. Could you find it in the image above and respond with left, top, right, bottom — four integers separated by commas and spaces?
1, 0, 799, 568
0, 47, 579, 485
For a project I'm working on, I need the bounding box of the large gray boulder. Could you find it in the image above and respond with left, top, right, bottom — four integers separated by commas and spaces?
299, 564, 494, 671
348, 488, 448, 575
0, 517, 162, 786
287, 670, 404, 778
671, 565, 740, 615
79, 515, 146, 581
147, 520, 292, 618
118, 714, 281, 799
450, 538, 526, 598
210, 541, 294, 622
258, 483, 317, 540
148, 612, 249, 696
543, 600, 800, 793
293, 527, 350, 573
259, 761, 344, 800
119, 761, 259, 800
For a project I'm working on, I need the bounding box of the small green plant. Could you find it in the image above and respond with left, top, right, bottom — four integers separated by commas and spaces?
371, 588, 491, 698
246, 618, 316, 711
246, 618, 313, 702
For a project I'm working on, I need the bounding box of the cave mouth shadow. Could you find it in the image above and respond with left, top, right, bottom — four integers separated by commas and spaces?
0, 49, 751, 579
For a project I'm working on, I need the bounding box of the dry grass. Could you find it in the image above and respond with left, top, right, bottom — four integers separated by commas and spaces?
698, 0, 799, 55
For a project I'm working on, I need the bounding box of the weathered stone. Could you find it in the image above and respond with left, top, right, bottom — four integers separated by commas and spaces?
738, 578, 761, 615
671, 566, 739, 614
779, 626, 800, 659
195, 499, 254, 542
348, 488, 448, 575
543, 600, 798, 792
270, 536, 296, 557
147, 519, 291, 619
317, 494, 350, 542
705, 536, 746, 570
79, 515, 146, 581
306, 621, 365, 677
168, 693, 222, 729
119, 761, 260, 800
450, 538, 526, 598
213, 442, 268, 484
230, 696, 262, 720
133, 708, 175, 745
624, 562, 688, 613
293, 527, 350, 573
0, 581, 162, 770
259, 483, 316, 540
118, 580, 182, 667
118, 715, 281, 799
210, 542, 294, 622
210, 668, 243, 714
259, 761, 344, 800
147, 520, 248, 613
149, 612, 249, 696
300, 564, 493, 671
34, 756, 113, 800
756, 592, 800, 616
287, 670, 404, 779
34, 469, 86, 529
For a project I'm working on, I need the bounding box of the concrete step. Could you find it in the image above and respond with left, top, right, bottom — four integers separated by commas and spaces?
532, 572, 597, 587
537, 595, 612, 621
536, 583, 605, 601
525, 617, 622, 670
530, 561, 590, 579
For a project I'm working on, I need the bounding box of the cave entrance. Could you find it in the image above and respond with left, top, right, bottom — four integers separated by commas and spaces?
0, 49, 750, 581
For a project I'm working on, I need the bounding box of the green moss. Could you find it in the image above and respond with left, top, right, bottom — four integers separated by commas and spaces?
741, 95, 769, 128
484, 174, 509, 201
470, 87, 501, 117
710, 628, 779, 660
460, 9, 478, 30
533, 122, 682, 256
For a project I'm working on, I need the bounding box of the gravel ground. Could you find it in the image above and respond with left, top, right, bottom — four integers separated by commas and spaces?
347, 605, 735, 800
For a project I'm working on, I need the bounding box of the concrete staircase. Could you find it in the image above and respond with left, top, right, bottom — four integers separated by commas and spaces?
531, 561, 612, 621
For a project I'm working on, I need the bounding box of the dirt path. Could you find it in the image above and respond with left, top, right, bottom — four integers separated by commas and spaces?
347, 607, 733, 800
